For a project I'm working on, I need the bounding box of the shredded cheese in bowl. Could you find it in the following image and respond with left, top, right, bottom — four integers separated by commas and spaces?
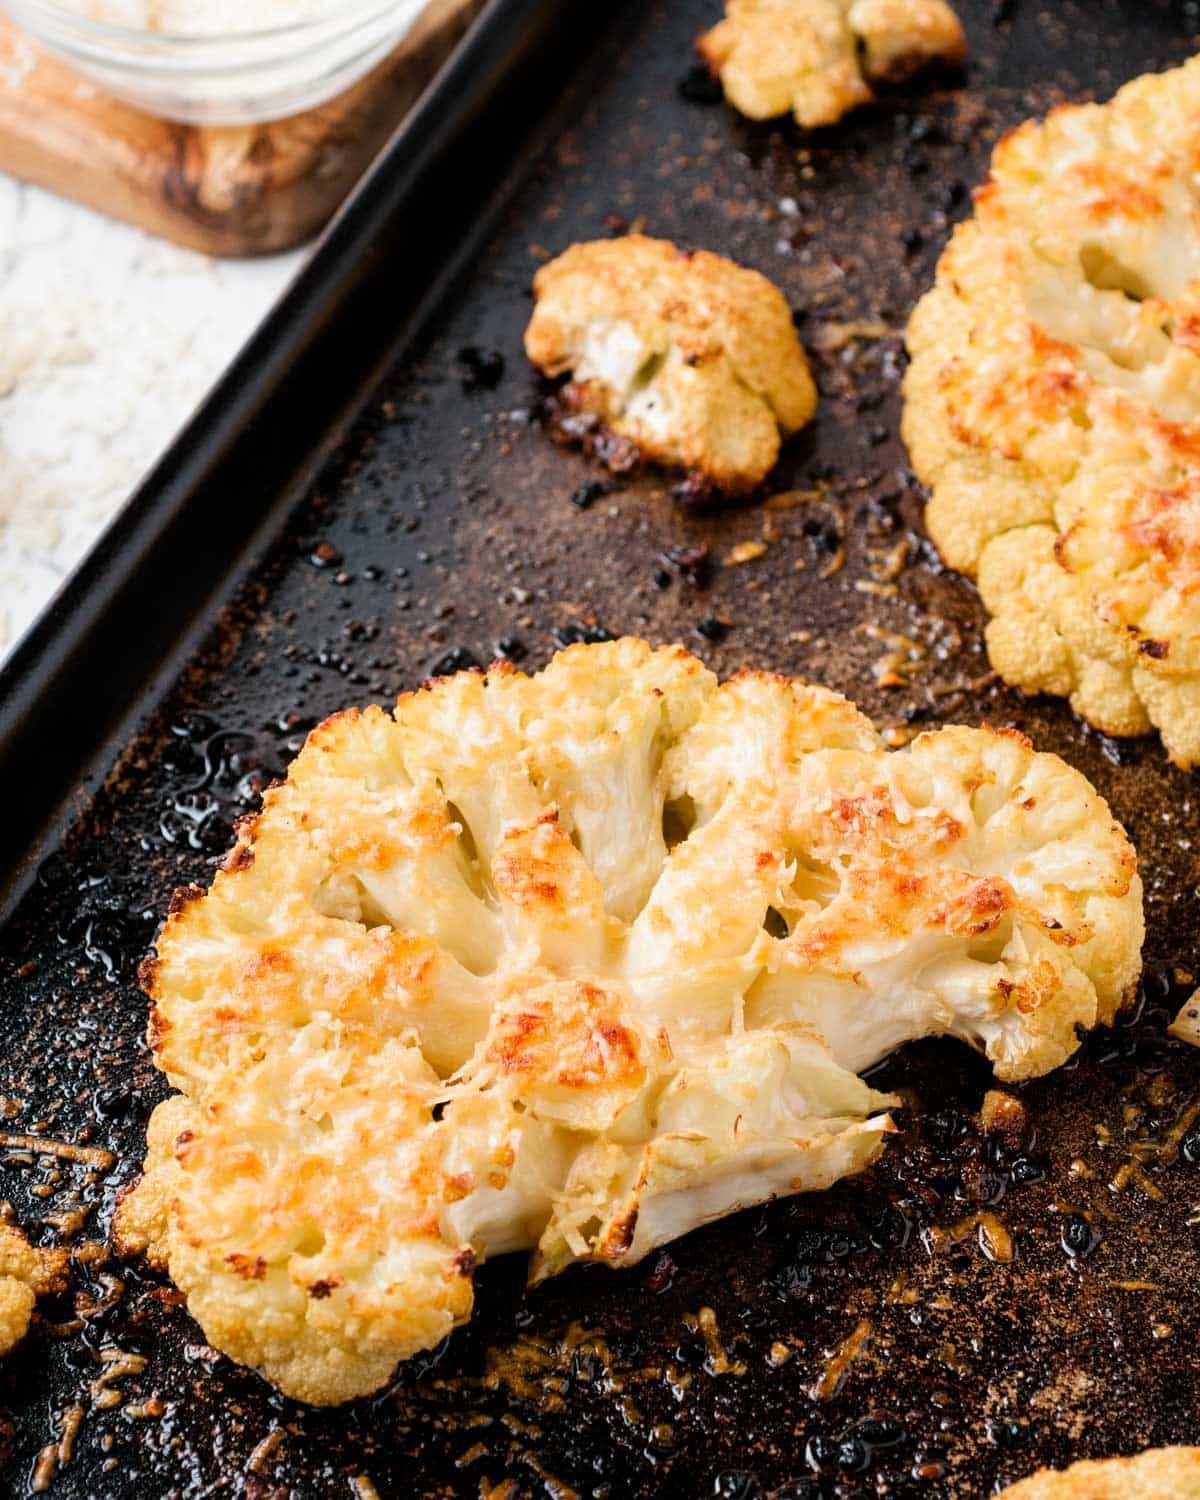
7, 0, 433, 122
49, 0, 357, 33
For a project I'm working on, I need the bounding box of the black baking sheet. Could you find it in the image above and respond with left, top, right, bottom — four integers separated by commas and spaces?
0, 1, 1197, 1495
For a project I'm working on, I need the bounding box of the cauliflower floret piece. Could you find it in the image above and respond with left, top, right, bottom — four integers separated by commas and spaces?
903, 56, 1200, 766
697, 0, 966, 129
524, 235, 817, 492
743, 722, 1141, 1080
116, 639, 1141, 1405
997, 1447, 1200, 1499
0, 1221, 68, 1356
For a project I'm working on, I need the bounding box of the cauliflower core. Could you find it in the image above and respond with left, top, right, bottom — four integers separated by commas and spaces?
697, 0, 966, 130
904, 57, 1200, 767
524, 235, 817, 492
116, 640, 1141, 1405
998, 1447, 1200, 1499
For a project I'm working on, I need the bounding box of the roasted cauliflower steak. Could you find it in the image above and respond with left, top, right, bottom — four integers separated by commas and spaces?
904, 56, 1200, 767
998, 1447, 1200, 1499
116, 640, 1142, 1405
698, 0, 966, 130
524, 235, 817, 492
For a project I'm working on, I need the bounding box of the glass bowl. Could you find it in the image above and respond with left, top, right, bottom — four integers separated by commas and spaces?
5, 0, 431, 124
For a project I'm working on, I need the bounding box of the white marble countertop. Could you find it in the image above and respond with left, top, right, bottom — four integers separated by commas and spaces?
0, 175, 308, 654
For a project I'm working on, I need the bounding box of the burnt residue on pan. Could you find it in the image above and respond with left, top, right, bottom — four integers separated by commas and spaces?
0, 1, 1198, 1495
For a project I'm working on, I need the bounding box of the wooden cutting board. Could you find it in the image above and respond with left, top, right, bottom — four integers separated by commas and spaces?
0, 0, 481, 256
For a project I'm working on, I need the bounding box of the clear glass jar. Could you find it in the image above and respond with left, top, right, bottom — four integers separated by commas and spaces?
5, 0, 431, 124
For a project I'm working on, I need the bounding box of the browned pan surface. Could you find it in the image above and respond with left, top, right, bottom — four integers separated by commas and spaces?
0, 1, 1197, 1494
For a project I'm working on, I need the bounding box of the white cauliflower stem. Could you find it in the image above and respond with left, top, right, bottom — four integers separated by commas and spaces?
116, 640, 1142, 1405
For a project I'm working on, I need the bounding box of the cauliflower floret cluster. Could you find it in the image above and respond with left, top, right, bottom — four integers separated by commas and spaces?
0, 1222, 68, 1356
697, 0, 966, 129
524, 235, 817, 492
116, 640, 1141, 1405
904, 57, 1200, 767
998, 1447, 1200, 1499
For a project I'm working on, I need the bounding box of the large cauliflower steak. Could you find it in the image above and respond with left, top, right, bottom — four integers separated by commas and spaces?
904, 57, 1200, 767
998, 1447, 1200, 1499
698, 0, 966, 130
524, 235, 817, 492
116, 640, 1141, 1405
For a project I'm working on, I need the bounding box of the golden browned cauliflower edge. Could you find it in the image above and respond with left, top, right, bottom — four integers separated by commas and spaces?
113, 639, 1143, 1406
0, 1222, 69, 1357
997, 1446, 1200, 1499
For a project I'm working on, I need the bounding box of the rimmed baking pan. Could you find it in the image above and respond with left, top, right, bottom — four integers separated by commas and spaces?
0, 0, 1197, 1494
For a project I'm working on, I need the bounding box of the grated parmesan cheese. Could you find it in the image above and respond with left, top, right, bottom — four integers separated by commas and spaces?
0, 177, 302, 654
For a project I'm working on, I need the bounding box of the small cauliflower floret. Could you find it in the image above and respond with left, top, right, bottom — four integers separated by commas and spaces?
903, 56, 1200, 766
997, 1447, 1200, 1499
524, 235, 817, 492
0, 1221, 69, 1357
697, 0, 966, 129
117, 639, 1142, 1405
